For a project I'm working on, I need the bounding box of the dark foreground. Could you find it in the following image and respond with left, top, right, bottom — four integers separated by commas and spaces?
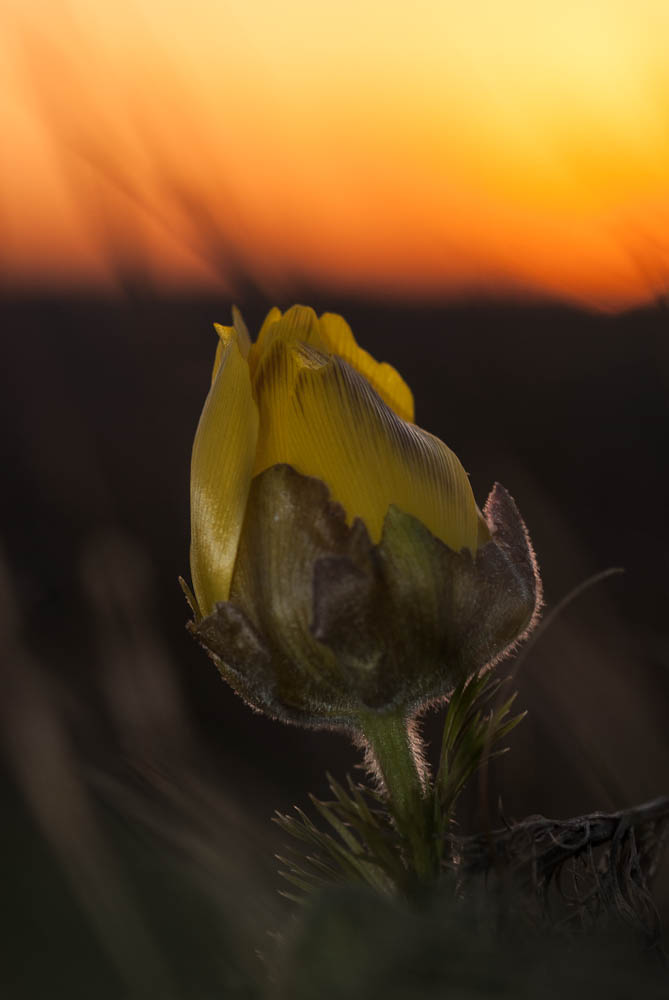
2, 292, 668, 996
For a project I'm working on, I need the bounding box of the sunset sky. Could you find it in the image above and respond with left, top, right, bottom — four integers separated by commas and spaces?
3, 0, 669, 308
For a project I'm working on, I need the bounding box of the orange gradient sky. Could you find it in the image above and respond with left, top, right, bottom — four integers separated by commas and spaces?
2, 0, 669, 308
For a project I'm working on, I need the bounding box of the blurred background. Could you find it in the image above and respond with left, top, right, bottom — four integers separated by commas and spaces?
2, 0, 669, 996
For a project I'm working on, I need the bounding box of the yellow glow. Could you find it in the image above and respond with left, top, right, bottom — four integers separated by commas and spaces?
3, 0, 669, 307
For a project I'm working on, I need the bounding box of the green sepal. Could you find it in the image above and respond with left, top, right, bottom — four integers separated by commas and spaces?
190, 465, 540, 729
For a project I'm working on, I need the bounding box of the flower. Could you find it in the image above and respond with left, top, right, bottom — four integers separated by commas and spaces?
186, 305, 540, 728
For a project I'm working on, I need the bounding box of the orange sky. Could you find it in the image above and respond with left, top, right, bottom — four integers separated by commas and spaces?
2, 0, 669, 308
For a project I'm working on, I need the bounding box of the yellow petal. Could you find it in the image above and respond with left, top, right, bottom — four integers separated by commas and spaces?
231, 305, 251, 358
247, 306, 282, 380
318, 312, 414, 423
249, 304, 329, 384
211, 308, 250, 386
211, 326, 229, 385
247, 306, 281, 379
191, 327, 259, 616
253, 340, 479, 552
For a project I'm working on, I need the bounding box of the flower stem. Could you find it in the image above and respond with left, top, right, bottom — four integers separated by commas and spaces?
359, 712, 436, 884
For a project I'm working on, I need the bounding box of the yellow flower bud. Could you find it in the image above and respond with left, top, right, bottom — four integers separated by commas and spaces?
187, 306, 540, 728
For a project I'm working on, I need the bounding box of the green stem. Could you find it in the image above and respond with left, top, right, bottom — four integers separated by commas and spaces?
359, 711, 436, 884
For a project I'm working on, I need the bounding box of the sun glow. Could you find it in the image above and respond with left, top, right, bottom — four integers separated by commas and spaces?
3, 0, 669, 307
